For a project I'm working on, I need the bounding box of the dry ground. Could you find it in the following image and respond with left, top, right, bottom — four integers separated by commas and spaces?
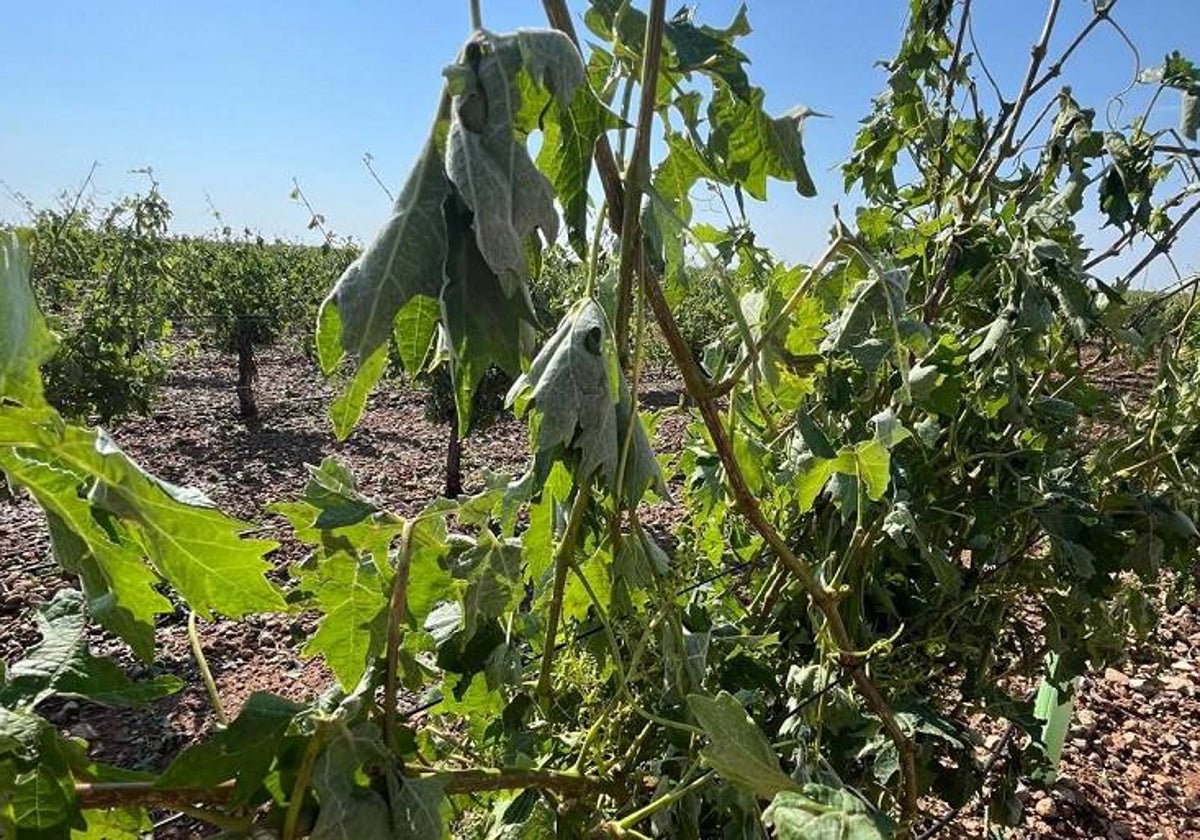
0, 344, 1196, 838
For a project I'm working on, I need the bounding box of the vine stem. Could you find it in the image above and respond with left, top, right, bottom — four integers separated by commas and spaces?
616, 770, 715, 830
569, 555, 703, 737
539, 2, 920, 831
187, 612, 228, 728
614, 0, 667, 365
384, 519, 416, 747
76, 766, 626, 808
536, 484, 593, 698
281, 723, 326, 840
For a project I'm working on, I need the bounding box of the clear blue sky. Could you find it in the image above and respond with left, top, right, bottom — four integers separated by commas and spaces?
4, 1, 1198, 287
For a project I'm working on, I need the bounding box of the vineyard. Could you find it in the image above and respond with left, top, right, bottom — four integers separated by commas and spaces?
3, 1, 1200, 838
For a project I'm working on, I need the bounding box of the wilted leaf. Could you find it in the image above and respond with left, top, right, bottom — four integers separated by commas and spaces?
687, 691, 799, 799
441, 193, 538, 436
310, 723, 395, 840
445, 32, 563, 293
763, 786, 888, 839
158, 693, 304, 804
320, 135, 450, 366
507, 300, 664, 503
1182, 91, 1199, 141
392, 776, 446, 840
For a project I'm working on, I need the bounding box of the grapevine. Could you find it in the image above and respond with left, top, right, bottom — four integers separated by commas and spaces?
3, 2, 1200, 838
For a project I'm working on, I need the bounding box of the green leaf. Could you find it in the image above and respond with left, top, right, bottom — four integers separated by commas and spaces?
315, 296, 344, 376
0, 230, 57, 407
763, 786, 887, 840
393, 294, 440, 374
452, 531, 524, 640
535, 83, 621, 256
73, 807, 151, 840
329, 343, 388, 441
441, 193, 538, 437
1033, 653, 1080, 783
321, 133, 450, 363
707, 84, 817, 200
157, 693, 304, 804
561, 549, 612, 625
10, 764, 78, 836
643, 184, 690, 291
666, 4, 753, 100
0, 707, 48, 761
687, 691, 799, 799
0, 448, 171, 661
406, 514, 457, 629
793, 455, 838, 513
294, 551, 390, 691
2, 590, 181, 709
302, 457, 380, 530
55, 427, 285, 619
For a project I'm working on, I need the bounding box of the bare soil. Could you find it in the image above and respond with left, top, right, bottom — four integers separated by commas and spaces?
0, 344, 1196, 838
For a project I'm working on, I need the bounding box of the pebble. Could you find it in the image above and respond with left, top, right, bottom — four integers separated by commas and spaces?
1104, 667, 1129, 685
1035, 797, 1056, 818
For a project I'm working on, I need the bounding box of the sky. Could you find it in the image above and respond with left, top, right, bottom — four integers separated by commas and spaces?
4, 1, 1199, 288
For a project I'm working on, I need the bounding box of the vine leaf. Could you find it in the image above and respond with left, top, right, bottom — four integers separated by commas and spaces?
763, 786, 889, 839
792, 412, 910, 511
0, 230, 57, 408
329, 344, 388, 442
391, 776, 447, 840
8, 764, 76, 838
1183, 91, 1200, 141
310, 723, 418, 839
319, 134, 450, 368
451, 531, 524, 641
0, 591, 182, 710
293, 551, 390, 692
0, 449, 171, 662
445, 32, 569, 294
507, 300, 664, 503
516, 30, 587, 105
406, 515, 458, 630
441, 193, 539, 436
302, 456, 381, 530
59, 427, 286, 620
666, 4, 753, 100
687, 691, 800, 799
76, 806, 152, 840
533, 81, 622, 256
157, 693, 304, 805
707, 84, 817, 200
393, 294, 441, 374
